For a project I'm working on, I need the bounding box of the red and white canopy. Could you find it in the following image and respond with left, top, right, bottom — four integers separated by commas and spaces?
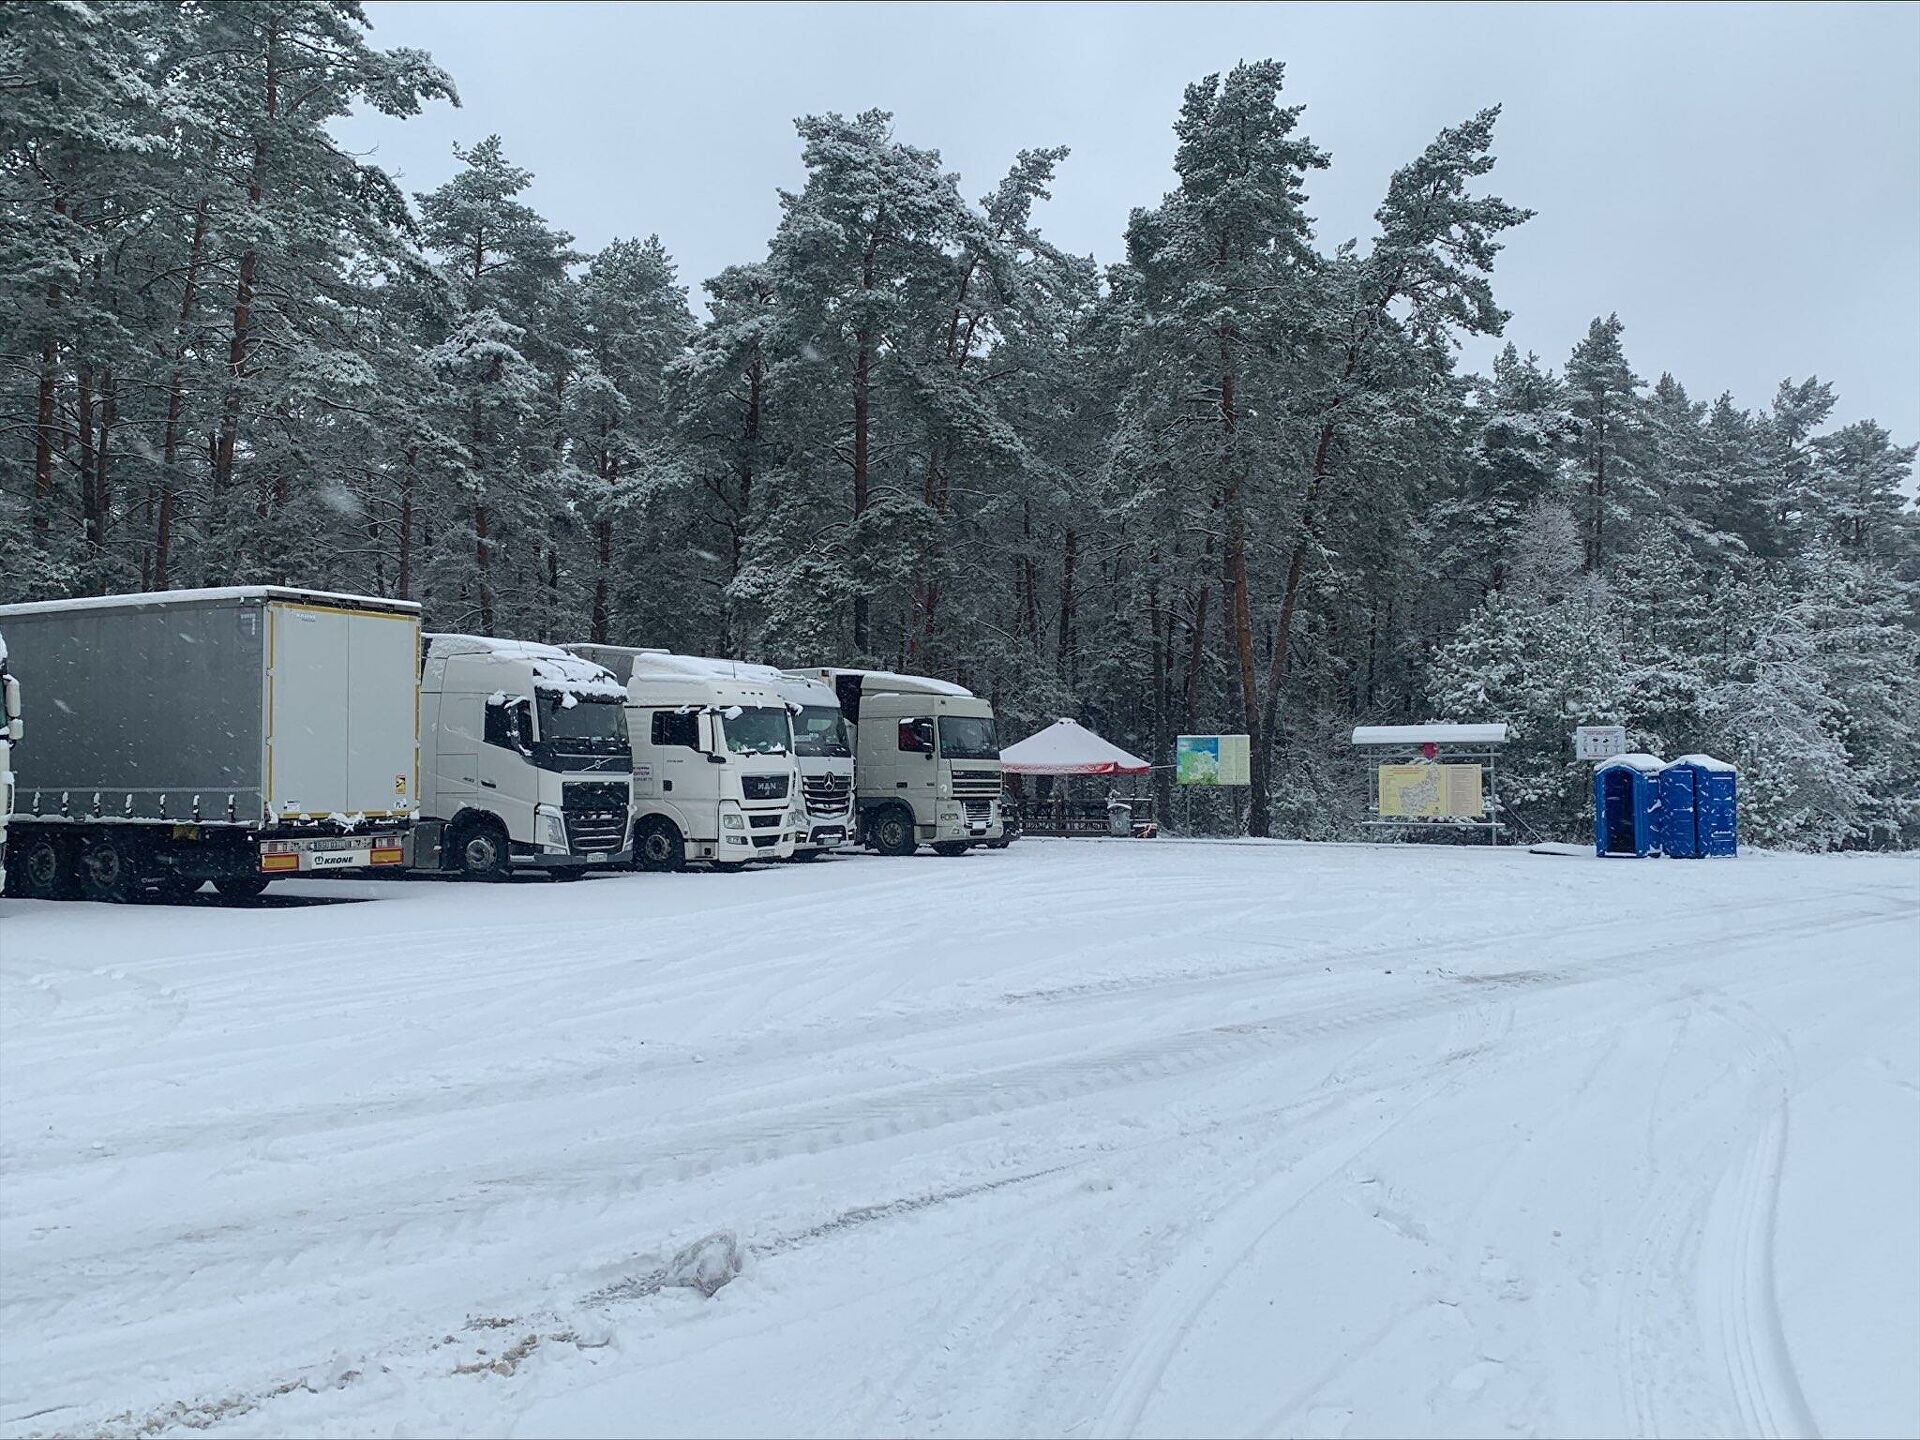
1000, 718, 1151, 776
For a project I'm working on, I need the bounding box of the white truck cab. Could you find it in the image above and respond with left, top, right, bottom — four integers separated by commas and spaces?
771, 670, 855, 858
797, 668, 1003, 856
419, 635, 633, 879
564, 645, 801, 870
0, 629, 19, 895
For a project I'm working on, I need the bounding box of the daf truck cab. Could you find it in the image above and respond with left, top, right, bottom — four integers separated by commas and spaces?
564, 645, 801, 871
798, 668, 1003, 856
0, 629, 19, 895
419, 635, 633, 880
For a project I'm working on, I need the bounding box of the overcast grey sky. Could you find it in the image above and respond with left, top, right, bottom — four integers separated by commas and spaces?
334, 1, 1920, 441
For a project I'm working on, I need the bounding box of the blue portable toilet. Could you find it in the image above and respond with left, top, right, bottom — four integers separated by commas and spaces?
1593, 753, 1664, 856
1662, 754, 1738, 857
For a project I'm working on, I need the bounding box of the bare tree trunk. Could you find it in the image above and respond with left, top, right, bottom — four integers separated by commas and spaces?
211, 20, 279, 534
396, 445, 416, 599
851, 323, 872, 654
91, 371, 116, 591
32, 335, 57, 551
76, 362, 97, 579
1056, 527, 1078, 683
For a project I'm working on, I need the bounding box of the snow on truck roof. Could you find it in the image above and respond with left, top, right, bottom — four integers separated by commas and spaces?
0, 585, 421, 617
1351, 723, 1509, 746
425, 633, 625, 698
806, 667, 974, 698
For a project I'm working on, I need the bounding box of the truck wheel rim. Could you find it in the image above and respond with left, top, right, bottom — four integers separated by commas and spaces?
465, 836, 497, 870
87, 846, 121, 887
644, 831, 672, 862
29, 845, 58, 888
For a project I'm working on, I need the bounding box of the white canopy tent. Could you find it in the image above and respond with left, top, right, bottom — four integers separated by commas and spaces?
1000, 718, 1151, 776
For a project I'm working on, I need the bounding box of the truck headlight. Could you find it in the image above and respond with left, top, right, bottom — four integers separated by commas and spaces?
536, 807, 568, 852
722, 811, 745, 830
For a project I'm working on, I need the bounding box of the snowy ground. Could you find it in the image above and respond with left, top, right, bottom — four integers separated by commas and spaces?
2, 840, 1916, 1439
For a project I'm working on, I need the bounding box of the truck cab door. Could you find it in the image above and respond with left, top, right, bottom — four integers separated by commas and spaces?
479, 695, 538, 844
898, 716, 937, 809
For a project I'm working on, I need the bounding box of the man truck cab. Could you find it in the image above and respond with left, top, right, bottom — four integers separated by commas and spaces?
418, 635, 633, 879
796, 668, 1003, 857
564, 645, 801, 871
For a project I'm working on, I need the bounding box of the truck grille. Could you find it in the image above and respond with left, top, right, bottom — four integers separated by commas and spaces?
950, 767, 1001, 799
802, 773, 852, 815
964, 799, 994, 826
563, 782, 629, 854
748, 813, 783, 829
742, 773, 789, 801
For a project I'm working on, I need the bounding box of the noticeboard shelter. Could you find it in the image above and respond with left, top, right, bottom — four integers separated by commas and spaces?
1351, 723, 1508, 843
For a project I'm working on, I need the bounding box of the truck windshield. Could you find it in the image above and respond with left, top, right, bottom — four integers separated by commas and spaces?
792, 705, 851, 758
536, 690, 628, 748
938, 715, 998, 760
721, 705, 791, 756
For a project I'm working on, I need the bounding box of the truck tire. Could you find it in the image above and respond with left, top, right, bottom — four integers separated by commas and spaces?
931, 840, 970, 858
452, 818, 511, 881
214, 875, 271, 901
632, 817, 685, 873
13, 833, 76, 900
79, 832, 146, 904
870, 807, 918, 857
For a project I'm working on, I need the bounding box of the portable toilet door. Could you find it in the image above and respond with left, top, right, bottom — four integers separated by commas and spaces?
1658, 764, 1700, 858
1694, 760, 1738, 857
1593, 760, 1658, 857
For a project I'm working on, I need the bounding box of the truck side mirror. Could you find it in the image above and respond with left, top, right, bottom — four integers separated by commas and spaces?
707, 752, 727, 765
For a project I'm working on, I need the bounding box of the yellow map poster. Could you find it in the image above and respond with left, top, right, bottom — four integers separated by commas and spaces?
1378, 763, 1484, 819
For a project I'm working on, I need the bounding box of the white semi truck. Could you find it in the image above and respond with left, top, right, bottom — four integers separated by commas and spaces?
793, 668, 1004, 856
0, 588, 418, 901
769, 668, 855, 858
0, 628, 19, 895
565, 644, 801, 870
417, 635, 634, 879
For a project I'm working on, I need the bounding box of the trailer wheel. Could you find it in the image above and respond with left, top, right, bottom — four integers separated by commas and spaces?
214, 875, 271, 901
931, 841, 970, 858
632, 817, 685, 873
452, 818, 511, 881
14, 833, 76, 900
870, 807, 918, 857
79, 832, 146, 903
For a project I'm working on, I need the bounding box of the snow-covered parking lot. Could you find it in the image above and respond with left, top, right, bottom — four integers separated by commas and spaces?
2, 840, 1916, 1438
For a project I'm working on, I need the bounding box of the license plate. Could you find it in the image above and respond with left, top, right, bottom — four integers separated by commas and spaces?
587, 852, 608, 862
307, 848, 369, 870
816, 829, 846, 844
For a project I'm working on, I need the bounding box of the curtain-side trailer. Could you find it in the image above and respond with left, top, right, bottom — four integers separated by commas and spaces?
0, 587, 419, 902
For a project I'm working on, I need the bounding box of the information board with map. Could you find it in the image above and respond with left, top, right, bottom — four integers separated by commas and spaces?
1176, 734, 1251, 786
1377, 763, 1484, 819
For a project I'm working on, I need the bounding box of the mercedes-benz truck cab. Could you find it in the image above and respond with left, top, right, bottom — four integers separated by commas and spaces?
418, 635, 633, 880
563, 645, 801, 871
772, 670, 855, 858
798, 668, 1003, 857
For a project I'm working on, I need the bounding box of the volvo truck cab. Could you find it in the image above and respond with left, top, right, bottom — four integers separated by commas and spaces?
419, 635, 633, 879
564, 645, 801, 871
797, 668, 1003, 856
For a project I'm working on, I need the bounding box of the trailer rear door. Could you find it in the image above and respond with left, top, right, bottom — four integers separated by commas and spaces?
268, 602, 418, 820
